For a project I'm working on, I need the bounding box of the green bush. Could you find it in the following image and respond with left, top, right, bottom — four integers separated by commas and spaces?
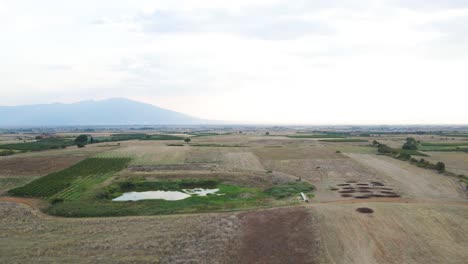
435, 162, 446, 172
265, 182, 315, 199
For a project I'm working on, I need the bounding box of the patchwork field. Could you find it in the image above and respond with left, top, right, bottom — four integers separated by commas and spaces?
1, 131, 467, 263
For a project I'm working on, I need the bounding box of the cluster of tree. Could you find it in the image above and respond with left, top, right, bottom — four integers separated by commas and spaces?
402, 137, 418, 150
410, 158, 445, 172
373, 140, 446, 173
372, 140, 394, 154
74, 134, 94, 148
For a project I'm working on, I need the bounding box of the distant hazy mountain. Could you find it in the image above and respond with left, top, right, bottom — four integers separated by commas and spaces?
0, 98, 206, 126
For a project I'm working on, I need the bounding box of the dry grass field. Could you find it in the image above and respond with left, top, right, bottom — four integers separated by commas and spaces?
1, 132, 467, 263
423, 151, 468, 176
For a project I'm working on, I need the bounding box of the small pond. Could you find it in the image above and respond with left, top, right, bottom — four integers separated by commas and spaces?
112, 188, 220, 201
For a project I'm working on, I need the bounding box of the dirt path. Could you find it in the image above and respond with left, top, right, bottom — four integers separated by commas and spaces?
346, 153, 466, 202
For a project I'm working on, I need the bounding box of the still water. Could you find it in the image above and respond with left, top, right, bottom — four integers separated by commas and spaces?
112, 188, 219, 201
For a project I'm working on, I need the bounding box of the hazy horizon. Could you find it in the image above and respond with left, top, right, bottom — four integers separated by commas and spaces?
1, 97, 468, 126
1, 1, 467, 124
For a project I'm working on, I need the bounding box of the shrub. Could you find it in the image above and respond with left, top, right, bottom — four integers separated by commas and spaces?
402, 137, 418, 150
435, 162, 446, 172
50, 198, 64, 204
265, 182, 315, 199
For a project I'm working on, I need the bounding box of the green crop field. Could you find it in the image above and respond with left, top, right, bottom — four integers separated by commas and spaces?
9, 158, 131, 198
287, 134, 347, 138
319, 139, 368, 142
419, 142, 468, 152
0, 138, 74, 151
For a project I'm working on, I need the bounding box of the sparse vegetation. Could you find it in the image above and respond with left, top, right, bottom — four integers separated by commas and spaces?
265, 182, 315, 199
0, 150, 15, 156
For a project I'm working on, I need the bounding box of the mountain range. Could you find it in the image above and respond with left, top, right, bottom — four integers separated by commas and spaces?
0, 98, 205, 126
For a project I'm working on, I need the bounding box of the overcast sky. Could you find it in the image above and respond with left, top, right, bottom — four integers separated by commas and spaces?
1, 0, 467, 124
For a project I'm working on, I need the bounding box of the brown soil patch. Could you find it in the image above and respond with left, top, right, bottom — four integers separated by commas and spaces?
384, 194, 401, 198
339, 190, 356, 193
229, 207, 321, 264
356, 207, 374, 214
0, 156, 84, 177
355, 195, 371, 199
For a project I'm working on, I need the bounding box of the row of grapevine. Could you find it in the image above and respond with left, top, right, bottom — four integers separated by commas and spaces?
9, 157, 131, 198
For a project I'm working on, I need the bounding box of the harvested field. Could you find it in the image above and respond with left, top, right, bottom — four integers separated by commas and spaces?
311, 203, 468, 264
253, 145, 343, 160
423, 152, 468, 176
0, 202, 242, 263
347, 153, 466, 201
221, 152, 264, 171
97, 141, 188, 165
0, 156, 84, 177
229, 207, 323, 264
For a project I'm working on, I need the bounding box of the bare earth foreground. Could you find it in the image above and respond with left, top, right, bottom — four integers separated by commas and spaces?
1, 134, 467, 263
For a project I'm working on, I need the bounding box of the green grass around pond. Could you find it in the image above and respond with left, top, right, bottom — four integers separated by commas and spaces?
265, 182, 315, 199
27, 176, 315, 217
9, 157, 315, 217
319, 139, 368, 142
46, 179, 271, 217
